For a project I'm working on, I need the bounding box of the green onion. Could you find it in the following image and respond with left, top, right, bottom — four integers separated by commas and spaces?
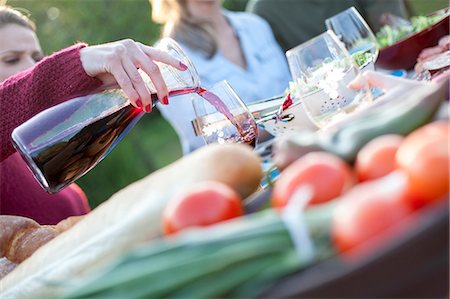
60, 204, 336, 299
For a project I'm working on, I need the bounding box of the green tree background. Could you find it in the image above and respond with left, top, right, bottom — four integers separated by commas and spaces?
6, 0, 447, 208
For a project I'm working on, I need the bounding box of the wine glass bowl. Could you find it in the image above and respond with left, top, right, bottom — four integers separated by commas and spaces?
286, 30, 373, 129
192, 81, 258, 148
326, 6, 379, 69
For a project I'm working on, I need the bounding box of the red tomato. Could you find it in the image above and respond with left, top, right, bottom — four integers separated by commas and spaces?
332, 171, 413, 254
163, 181, 243, 235
355, 134, 404, 182
272, 152, 354, 208
396, 121, 449, 208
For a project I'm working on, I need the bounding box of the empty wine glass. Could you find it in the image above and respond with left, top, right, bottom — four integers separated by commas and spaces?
326, 6, 379, 70
192, 80, 258, 148
286, 30, 373, 129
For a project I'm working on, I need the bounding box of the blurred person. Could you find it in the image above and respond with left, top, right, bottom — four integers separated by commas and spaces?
0, 5, 186, 224
246, 0, 409, 52
149, 0, 292, 154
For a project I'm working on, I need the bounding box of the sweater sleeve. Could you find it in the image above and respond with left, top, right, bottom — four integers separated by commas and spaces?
0, 43, 103, 162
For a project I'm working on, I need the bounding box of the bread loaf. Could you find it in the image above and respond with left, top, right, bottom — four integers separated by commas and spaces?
1, 144, 262, 299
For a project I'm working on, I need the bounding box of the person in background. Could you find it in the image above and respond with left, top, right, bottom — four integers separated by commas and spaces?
0, 5, 186, 225
246, 0, 410, 52
149, 0, 292, 154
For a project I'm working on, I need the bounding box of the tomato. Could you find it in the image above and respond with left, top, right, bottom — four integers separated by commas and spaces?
332, 171, 413, 254
396, 121, 449, 208
163, 181, 243, 235
355, 134, 404, 182
272, 152, 354, 209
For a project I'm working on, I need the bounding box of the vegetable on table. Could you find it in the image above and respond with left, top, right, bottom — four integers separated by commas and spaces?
60, 206, 335, 299
396, 120, 450, 208
272, 151, 354, 208
163, 181, 244, 235
332, 171, 413, 255
355, 134, 404, 182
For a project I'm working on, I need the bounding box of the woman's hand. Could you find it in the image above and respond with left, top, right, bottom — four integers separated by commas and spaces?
80, 39, 188, 112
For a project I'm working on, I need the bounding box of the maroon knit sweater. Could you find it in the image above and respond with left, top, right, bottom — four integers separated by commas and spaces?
0, 44, 103, 225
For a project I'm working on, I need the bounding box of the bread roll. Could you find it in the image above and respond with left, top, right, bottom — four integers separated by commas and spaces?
0, 214, 84, 279
0, 216, 40, 258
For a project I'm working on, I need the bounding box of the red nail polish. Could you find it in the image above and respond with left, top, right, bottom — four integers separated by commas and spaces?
179, 61, 188, 70
136, 100, 142, 108
163, 96, 169, 105
145, 104, 152, 113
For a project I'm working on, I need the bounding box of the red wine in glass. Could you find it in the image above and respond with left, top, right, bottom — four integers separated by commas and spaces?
197, 88, 258, 148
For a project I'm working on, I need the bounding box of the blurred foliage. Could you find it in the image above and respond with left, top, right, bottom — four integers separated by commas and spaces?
6, 0, 248, 208
8, 0, 161, 54
405, 0, 449, 16
223, 0, 249, 11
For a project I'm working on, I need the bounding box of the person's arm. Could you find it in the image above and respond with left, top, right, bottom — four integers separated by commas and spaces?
0, 44, 102, 162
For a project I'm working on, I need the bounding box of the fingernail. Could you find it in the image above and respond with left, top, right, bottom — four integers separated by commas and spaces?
145, 104, 152, 113
163, 96, 169, 105
136, 99, 143, 108
179, 61, 188, 70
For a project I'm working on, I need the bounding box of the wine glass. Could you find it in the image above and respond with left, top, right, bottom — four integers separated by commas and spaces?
191, 80, 258, 148
286, 30, 373, 130
325, 6, 379, 70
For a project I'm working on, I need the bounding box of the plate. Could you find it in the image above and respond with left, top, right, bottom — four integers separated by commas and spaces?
376, 9, 449, 70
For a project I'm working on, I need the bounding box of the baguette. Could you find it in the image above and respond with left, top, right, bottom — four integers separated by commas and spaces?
0, 216, 57, 265
1, 144, 262, 299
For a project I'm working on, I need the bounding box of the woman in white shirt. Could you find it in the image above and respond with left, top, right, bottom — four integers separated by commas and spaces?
149, 0, 292, 154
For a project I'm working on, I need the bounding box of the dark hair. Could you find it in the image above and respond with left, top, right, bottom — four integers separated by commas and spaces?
0, 5, 35, 31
